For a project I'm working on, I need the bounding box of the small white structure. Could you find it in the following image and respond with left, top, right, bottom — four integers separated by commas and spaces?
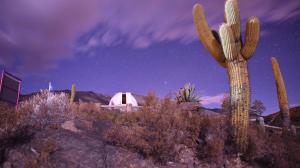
48, 82, 53, 92
109, 92, 138, 107
101, 92, 140, 112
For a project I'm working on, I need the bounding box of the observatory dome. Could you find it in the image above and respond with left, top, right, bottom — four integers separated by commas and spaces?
109, 92, 138, 107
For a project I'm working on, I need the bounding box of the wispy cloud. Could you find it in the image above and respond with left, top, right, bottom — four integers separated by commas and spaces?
201, 93, 225, 106
0, 0, 102, 74
0, 0, 299, 74
80, 0, 300, 52
290, 104, 300, 108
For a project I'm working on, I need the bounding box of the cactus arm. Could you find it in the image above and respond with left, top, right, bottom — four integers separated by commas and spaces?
271, 57, 291, 131
241, 17, 260, 60
225, 0, 241, 47
193, 4, 226, 67
219, 24, 238, 61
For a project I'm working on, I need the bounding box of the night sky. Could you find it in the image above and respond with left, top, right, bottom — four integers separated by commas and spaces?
0, 0, 299, 115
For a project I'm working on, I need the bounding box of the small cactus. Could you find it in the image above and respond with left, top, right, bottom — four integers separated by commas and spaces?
176, 83, 200, 104
70, 84, 76, 104
271, 57, 291, 134
193, 0, 260, 151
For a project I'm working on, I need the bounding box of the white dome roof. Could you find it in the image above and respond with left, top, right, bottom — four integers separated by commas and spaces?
109, 92, 138, 107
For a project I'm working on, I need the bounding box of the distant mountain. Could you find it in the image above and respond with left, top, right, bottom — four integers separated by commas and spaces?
20, 90, 222, 113
264, 106, 300, 126
20, 90, 145, 106
20, 90, 111, 105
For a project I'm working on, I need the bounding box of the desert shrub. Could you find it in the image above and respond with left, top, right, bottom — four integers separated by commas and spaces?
0, 102, 34, 166
245, 124, 300, 168
71, 102, 120, 122
19, 90, 73, 129
105, 92, 226, 164
196, 117, 226, 164
0, 102, 20, 137
72, 102, 100, 120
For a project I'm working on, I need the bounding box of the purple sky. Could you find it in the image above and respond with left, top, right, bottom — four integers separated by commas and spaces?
0, 0, 300, 114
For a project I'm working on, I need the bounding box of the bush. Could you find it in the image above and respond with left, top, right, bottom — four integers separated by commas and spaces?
104, 92, 226, 165
0, 102, 34, 166
19, 90, 73, 129
0, 102, 22, 138
197, 117, 226, 164
246, 124, 300, 168
71, 102, 120, 122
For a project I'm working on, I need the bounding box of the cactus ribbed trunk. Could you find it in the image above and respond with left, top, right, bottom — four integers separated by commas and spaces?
271, 57, 290, 134
227, 57, 250, 150
281, 106, 291, 133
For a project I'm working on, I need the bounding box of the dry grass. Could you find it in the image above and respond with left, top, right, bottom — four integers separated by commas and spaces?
1, 90, 300, 167
196, 117, 226, 164
0, 102, 20, 137
103, 92, 300, 167
245, 124, 300, 168
71, 102, 120, 122
104, 92, 227, 164
0, 102, 34, 165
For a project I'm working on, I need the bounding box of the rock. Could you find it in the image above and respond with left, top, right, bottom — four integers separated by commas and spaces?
61, 120, 81, 133
3, 162, 12, 168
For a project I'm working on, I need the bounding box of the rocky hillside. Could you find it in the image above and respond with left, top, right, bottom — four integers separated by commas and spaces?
264, 106, 300, 126
3, 120, 165, 168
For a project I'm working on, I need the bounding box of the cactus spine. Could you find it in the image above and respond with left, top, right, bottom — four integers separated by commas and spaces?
271, 57, 291, 134
193, 0, 260, 151
70, 84, 76, 104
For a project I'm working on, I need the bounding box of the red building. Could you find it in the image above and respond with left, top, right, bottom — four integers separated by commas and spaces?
0, 70, 22, 108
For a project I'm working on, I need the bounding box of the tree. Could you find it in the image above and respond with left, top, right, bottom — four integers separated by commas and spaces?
250, 100, 266, 116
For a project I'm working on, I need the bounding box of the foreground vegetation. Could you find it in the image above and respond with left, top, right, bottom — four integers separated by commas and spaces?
0, 91, 299, 167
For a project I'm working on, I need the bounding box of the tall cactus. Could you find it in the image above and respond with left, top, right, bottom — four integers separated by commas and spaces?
193, 0, 260, 151
271, 57, 291, 134
70, 84, 76, 104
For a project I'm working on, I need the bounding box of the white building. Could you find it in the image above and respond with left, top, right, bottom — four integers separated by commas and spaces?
108, 92, 138, 111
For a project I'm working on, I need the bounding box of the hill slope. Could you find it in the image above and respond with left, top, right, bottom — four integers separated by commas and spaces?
264, 106, 300, 126
20, 90, 111, 105
20, 90, 147, 106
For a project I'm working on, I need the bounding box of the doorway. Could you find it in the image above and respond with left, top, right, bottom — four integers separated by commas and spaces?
122, 93, 126, 104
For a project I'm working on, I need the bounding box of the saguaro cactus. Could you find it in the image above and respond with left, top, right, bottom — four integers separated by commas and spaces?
271, 57, 291, 134
70, 84, 76, 104
193, 0, 260, 151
